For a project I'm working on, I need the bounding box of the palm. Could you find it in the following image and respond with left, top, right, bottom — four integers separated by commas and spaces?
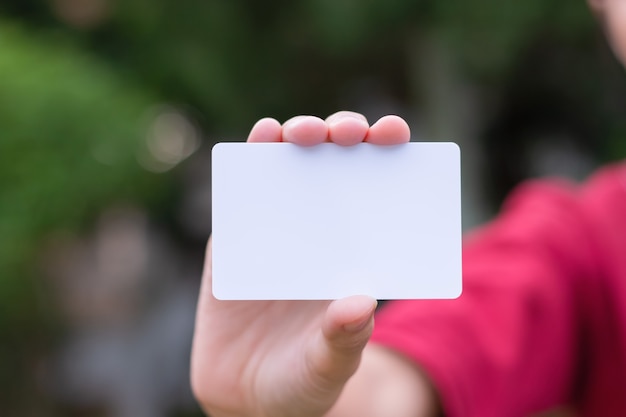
193, 270, 333, 416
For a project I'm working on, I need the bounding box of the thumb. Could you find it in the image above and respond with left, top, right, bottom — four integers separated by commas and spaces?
305, 295, 377, 394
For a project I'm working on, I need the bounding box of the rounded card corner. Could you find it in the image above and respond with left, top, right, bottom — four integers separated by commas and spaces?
450, 285, 463, 299
211, 282, 228, 301
447, 141, 461, 154
211, 142, 226, 154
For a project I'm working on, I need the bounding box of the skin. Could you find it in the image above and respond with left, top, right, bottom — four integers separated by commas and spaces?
192, 3, 626, 416
602, 0, 626, 65
589, 0, 626, 64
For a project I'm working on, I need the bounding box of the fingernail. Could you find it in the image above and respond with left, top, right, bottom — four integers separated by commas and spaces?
282, 117, 304, 132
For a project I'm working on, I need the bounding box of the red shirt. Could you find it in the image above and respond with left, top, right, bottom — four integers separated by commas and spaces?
371, 163, 626, 417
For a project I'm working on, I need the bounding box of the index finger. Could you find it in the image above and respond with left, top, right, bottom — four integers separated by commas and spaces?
247, 117, 282, 142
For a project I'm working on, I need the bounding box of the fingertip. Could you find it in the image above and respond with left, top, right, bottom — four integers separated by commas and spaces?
366, 115, 411, 145
325, 295, 377, 336
327, 117, 369, 146
282, 116, 329, 146
247, 117, 282, 142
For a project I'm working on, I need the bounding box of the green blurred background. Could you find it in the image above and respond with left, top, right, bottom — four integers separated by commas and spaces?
0, 0, 625, 416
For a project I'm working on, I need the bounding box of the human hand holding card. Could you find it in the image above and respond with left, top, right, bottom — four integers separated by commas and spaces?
194, 115, 454, 417
211, 142, 462, 300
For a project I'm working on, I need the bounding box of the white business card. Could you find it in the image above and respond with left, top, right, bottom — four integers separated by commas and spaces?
211, 142, 462, 300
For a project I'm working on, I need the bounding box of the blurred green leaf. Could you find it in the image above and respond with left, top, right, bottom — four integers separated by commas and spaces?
0, 22, 168, 410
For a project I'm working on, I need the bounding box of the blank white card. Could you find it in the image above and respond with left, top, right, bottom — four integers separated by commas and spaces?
211, 142, 462, 300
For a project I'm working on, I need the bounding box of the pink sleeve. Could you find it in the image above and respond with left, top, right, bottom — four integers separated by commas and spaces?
371, 178, 602, 417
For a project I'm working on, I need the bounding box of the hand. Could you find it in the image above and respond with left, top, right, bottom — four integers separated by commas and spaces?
191, 112, 411, 417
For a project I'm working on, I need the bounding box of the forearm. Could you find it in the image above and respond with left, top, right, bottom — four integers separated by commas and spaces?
326, 344, 441, 417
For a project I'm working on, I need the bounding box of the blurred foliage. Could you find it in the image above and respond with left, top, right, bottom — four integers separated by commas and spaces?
1, 1, 619, 133
428, 0, 595, 76
0, 20, 168, 412
87, 0, 598, 119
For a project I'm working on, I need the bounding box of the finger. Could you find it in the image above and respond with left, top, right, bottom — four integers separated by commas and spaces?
325, 111, 370, 146
305, 295, 377, 391
282, 116, 328, 146
197, 237, 215, 301
365, 115, 410, 145
247, 117, 282, 142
